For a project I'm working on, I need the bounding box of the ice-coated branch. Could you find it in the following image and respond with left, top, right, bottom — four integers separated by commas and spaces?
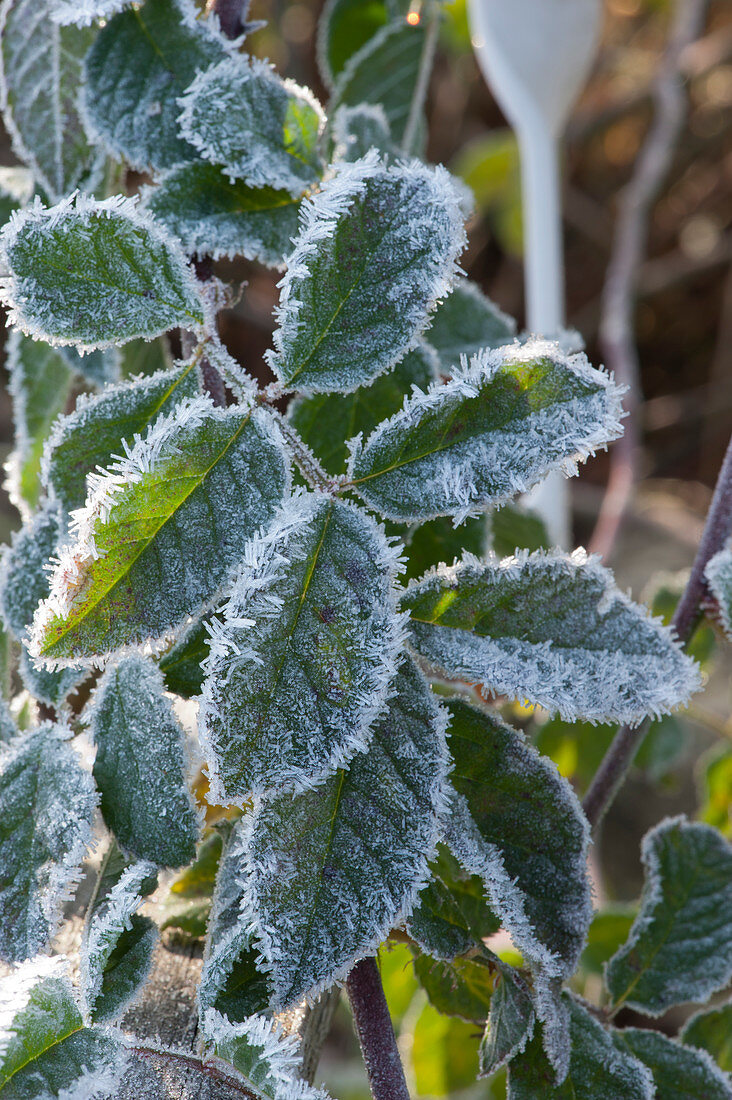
271, 410, 346, 494
583, 429, 732, 829
400, 0, 441, 157
346, 957, 411, 1100
131, 1044, 259, 1098
589, 0, 710, 559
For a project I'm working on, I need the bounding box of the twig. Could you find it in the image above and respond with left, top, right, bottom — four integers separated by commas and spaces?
401, 1, 440, 157
206, 0, 247, 38
130, 1044, 259, 1098
583, 430, 732, 830
346, 957, 411, 1100
588, 0, 709, 560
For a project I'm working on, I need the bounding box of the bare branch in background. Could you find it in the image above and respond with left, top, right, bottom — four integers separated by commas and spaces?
588, 0, 710, 560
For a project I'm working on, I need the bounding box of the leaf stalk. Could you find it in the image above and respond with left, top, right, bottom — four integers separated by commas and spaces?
346, 956, 411, 1100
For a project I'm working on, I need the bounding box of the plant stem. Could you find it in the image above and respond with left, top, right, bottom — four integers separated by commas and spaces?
207, 0, 246, 38
583, 429, 732, 830
401, 1, 440, 157
130, 1045, 258, 1098
346, 957, 411, 1100
272, 410, 345, 495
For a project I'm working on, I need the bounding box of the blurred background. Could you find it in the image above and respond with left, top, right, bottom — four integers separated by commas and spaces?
0, 0, 730, 1095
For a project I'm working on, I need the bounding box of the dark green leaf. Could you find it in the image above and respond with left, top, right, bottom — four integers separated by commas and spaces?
480, 966, 535, 1077
317, 0, 390, 87
681, 1004, 732, 1073
332, 102, 396, 161
408, 843, 500, 960
578, 907, 636, 978
613, 1028, 732, 1100
414, 950, 495, 1024
158, 615, 212, 698
490, 502, 549, 559
403, 513, 488, 583
427, 281, 515, 371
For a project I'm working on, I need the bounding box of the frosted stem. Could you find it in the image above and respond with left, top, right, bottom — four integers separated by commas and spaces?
271, 410, 345, 495
400, 1, 440, 157
131, 1044, 259, 1098
346, 957, 411, 1100
583, 429, 732, 830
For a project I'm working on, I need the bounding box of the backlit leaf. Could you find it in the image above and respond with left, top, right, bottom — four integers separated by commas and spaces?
0, 193, 205, 351
403, 549, 700, 724
317, 0, 389, 88
243, 657, 450, 1006
268, 152, 465, 394
605, 817, 732, 1016
162, 829, 221, 937
414, 950, 495, 1024
348, 341, 624, 523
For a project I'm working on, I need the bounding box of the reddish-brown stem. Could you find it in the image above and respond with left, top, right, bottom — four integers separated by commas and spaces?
346, 957, 411, 1100
131, 1045, 257, 1098
583, 430, 732, 830
207, 0, 247, 38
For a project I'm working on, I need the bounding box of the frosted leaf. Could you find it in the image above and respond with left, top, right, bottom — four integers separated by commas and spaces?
82, 0, 231, 173
199, 820, 271, 1023
243, 657, 451, 1006
0, 0, 104, 203
43, 359, 199, 512
613, 1028, 732, 1100
52, 0, 134, 24
681, 1003, 732, 1072
331, 104, 395, 162
158, 613, 211, 699
507, 995, 654, 1099
119, 335, 173, 380
329, 19, 426, 145
146, 163, 303, 266
80, 843, 158, 1024
0, 957, 127, 1098
348, 340, 625, 523
413, 949, 495, 1024
443, 700, 591, 979
30, 398, 289, 667
407, 844, 500, 960
403, 513, 489, 583
289, 342, 438, 475
316, 0, 389, 89
489, 502, 549, 558
479, 965, 535, 1077
426, 281, 516, 371
202, 1008, 330, 1100
268, 153, 465, 394
605, 816, 732, 1016
5, 331, 74, 517
57, 345, 121, 389
0, 194, 206, 352
86, 655, 199, 867
0, 698, 15, 744
403, 549, 700, 724
18, 648, 85, 710
178, 58, 325, 197
705, 546, 732, 639
0, 724, 97, 962
199, 492, 407, 800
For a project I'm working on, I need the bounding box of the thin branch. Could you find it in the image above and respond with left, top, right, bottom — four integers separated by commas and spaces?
346, 957, 411, 1100
401, 1, 440, 157
130, 1044, 259, 1099
588, 0, 709, 560
271, 410, 346, 495
583, 430, 732, 830
206, 0, 247, 38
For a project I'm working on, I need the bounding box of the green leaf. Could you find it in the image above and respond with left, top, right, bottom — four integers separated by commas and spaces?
158, 615, 212, 698
402, 549, 700, 724
162, 829, 222, 937
0, 957, 125, 1098
1, 194, 205, 352
414, 950, 495, 1024
614, 1028, 732, 1100
30, 399, 289, 666
289, 342, 437, 475
178, 58, 325, 196
82, 0, 229, 172
480, 966, 535, 1077
681, 1003, 732, 1073
706, 547, 732, 640
199, 820, 271, 1024
147, 162, 303, 267
427, 281, 516, 371
698, 745, 732, 837
507, 995, 653, 1099
578, 906, 636, 978
43, 358, 199, 512
80, 843, 159, 1023
489, 502, 549, 559
199, 493, 406, 800
244, 657, 449, 1006
348, 341, 624, 523
0, 724, 96, 961
58, 344, 121, 388
317, 0, 390, 87
269, 154, 465, 394
332, 103, 396, 161
119, 334, 173, 379
0, 0, 103, 202
444, 700, 591, 979
605, 817, 732, 1016
408, 843, 500, 960
411, 1000, 481, 1096
451, 130, 523, 257
5, 332, 73, 517
88, 655, 199, 867
329, 18, 426, 145
403, 513, 488, 583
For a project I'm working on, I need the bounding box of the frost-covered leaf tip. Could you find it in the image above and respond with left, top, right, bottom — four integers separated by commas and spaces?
348, 340, 625, 523
705, 545, 732, 640
403, 549, 701, 725
268, 152, 466, 394
0, 193, 206, 351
